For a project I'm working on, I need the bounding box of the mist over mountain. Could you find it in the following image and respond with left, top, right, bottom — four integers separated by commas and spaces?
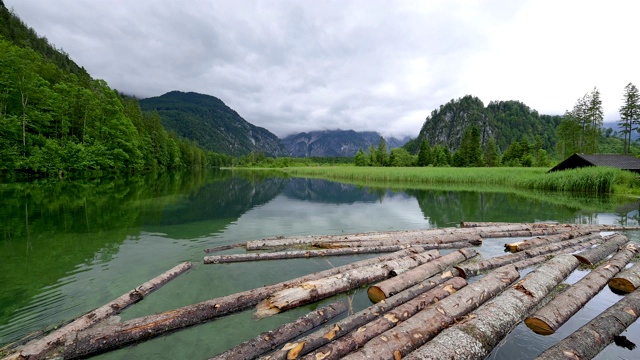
281, 130, 410, 157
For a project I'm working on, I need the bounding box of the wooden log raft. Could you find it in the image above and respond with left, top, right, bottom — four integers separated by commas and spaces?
304, 278, 467, 360
455, 232, 604, 278
210, 301, 347, 360
261, 270, 461, 360
60, 248, 432, 359
405, 254, 582, 359
254, 250, 441, 318
535, 288, 640, 360
340, 265, 520, 360
609, 262, 640, 293
525, 242, 639, 335
5, 261, 193, 360
204, 246, 417, 264
313, 237, 482, 249
504, 229, 595, 252
573, 233, 629, 265
367, 248, 477, 303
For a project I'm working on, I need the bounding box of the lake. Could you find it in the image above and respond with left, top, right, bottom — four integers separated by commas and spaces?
1, 169, 639, 359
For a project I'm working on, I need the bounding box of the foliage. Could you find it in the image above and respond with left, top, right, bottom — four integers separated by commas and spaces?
557, 88, 604, 157
619, 83, 640, 153
354, 149, 366, 166
417, 139, 431, 166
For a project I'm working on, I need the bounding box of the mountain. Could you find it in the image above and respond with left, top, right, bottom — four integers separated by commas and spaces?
139, 91, 288, 157
408, 95, 562, 153
281, 130, 410, 157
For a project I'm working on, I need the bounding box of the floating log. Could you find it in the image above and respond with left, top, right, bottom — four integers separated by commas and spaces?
6, 261, 193, 360
340, 265, 520, 360
261, 270, 461, 360
504, 229, 595, 252
573, 233, 629, 265
406, 254, 581, 359
609, 262, 640, 293
304, 278, 467, 360
367, 248, 478, 303
204, 243, 246, 253
60, 248, 431, 359
511, 237, 603, 271
204, 246, 416, 264
254, 250, 441, 318
525, 242, 639, 335
210, 301, 347, 360
455, 232, 603, 278
535, 288, 640, 360
313, 238, 482, 249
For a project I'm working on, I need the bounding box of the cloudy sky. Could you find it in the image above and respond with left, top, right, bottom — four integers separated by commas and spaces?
5, 0, 639, 138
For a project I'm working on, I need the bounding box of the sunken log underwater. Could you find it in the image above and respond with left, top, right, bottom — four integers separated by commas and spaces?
2, 222, 640, 360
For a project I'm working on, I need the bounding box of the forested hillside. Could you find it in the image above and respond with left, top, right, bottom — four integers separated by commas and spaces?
0, 1, 229, 180
281, 130, 409, 157
139, 91, 288, 157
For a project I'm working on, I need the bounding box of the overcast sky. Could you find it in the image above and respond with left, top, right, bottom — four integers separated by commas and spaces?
5, 0, 639, 138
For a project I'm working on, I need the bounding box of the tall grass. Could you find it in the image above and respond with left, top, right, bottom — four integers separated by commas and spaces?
281, 166, 640, 195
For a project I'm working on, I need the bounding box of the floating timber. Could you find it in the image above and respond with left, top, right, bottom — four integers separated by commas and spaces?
4, 222, 640, 360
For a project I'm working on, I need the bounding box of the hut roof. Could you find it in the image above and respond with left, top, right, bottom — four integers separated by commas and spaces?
549, 153, 640, 173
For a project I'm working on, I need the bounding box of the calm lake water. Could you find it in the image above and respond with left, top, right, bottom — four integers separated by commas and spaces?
1, 169, 640, 359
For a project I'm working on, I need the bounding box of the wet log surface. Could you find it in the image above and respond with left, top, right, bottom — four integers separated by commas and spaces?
504, 229, 595, 252
573, 233, 629, 265
609, 262, 640, 293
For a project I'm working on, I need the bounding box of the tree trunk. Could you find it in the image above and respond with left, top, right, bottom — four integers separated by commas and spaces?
203, 243, 245, 253
535, 288, 640, 360
609, 262, 640, 294
210, 301, 347, 360
511, 237, 603, 271
573, 233, 629, 265
367, 248, 477, 303
313, 238, 481, 249
455, 233, 603, 278
255, 251, 441, 318
60, 248, 431, 359
340, 265, 520, 360
261, 270, 461, 360
504, 229, 595, 252
204, 246, 424, 264
404, 254, 582, 359
304, 278, 467, 360
8, 261, 193, 360
525, 243, 639, 335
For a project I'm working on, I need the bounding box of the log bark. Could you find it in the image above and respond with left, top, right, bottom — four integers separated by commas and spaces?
255, 251, 441, 318
405, 254, 583, 359
367, 248, 477, 303
303, 277, 467, 360
60, 248, 431, 359
6, 261, 193, 360
203, 243, 245, 253
609, 262, 640, 294
313, 238, 481, 249
455, 233, 603, 278
525, 243, 639, 335
261, 270, 461, 360
573, 233, 629, 265
204, 246, 414, 264
535, 288, 640, 360
210, 301, 347, 360
340, 265, 520, 360
504, 229, 595, 252
511, 237, 603, 271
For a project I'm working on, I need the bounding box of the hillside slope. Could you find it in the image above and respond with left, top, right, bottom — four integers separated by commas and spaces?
281, 130, 409, 157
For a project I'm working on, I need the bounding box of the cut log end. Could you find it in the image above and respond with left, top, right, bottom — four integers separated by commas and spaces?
367, 286, 387, 303
609, 278, 636, 294
255, 300, 281, 319
453, 266, 467, 279
524, 316, 555, 335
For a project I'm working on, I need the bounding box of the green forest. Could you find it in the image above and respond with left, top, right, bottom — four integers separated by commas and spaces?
0, 3, 231, 181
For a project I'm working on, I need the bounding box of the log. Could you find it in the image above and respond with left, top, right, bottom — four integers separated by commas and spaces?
609, 262, 640, 293
313, 238, 482, 249
404, 254, 583, 359
504, 229, 595, 252
573, 233, 629, 265
367, 248, 478, 303
525, 242, 639, 335
303, 277, 467, 360
261, 270, 461, 360
340, 265, 520, 360
204, 246, 415, 264
511, 237, 603, 271
60, 248, 432, 359
210, 301, 347, 360
455, 232, 603, 278
6, 261, 193, 360
535, 288, 640, 360
203, 243, 246, 253
254, 250, 441, 318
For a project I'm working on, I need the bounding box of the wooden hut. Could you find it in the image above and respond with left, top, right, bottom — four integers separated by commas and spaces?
549, 153, 640, 173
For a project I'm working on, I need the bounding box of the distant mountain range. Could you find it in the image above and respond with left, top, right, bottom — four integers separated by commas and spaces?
281, 130, 410, 157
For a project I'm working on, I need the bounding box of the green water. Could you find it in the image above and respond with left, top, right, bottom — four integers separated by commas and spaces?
1, 169, 639, 359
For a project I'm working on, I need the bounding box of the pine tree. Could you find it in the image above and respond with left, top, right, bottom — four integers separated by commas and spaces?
619, 83, 640, 154
417, 139, 431, 166
354, 149, 366, 166
483, 137, 499, 167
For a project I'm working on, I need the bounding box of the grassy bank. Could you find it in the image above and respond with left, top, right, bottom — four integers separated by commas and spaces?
278, 166, 640, 195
